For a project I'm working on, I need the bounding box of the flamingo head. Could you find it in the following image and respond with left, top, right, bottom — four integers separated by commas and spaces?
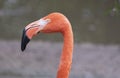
21, 12, 68, 51
21, 18, 51, 51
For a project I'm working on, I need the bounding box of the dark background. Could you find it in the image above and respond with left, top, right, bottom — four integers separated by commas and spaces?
0, 0, 120, 44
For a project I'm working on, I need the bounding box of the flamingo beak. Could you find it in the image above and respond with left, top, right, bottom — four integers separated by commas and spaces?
21, 29, 30, 51
21, 19, 50, 51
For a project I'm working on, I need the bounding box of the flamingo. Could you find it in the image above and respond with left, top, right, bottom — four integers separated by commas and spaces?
21, 12, 73, 78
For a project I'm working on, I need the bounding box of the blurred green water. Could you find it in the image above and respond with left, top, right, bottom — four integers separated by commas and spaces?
0, 0, 120, 44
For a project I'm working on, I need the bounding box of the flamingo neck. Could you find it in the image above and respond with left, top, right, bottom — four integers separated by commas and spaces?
57, 25, 73, 78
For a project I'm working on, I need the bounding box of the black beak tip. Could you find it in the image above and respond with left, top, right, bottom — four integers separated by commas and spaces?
21, 29, 30, 52
21, 46, 25, 52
